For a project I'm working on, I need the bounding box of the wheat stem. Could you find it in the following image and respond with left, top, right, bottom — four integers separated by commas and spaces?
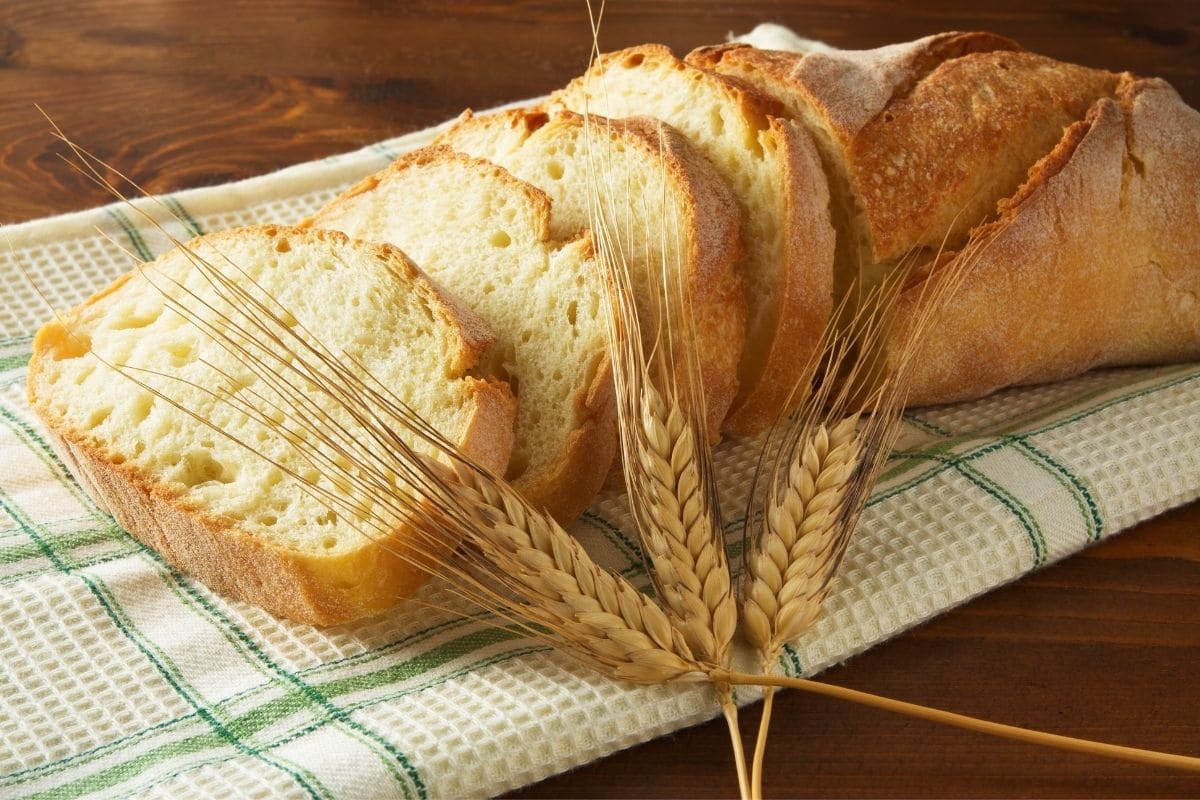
717, 671, 1200, 775
721, 694, 751, 800
749, 686, 775, 800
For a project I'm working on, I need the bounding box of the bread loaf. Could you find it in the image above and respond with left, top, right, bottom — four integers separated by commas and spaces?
28, 32, 1200, 628
436, 108, 744, 438
27, 225, 516, 625
688, 34, 1200, 404
552, 44, 835, 435
304, 146, 615, 523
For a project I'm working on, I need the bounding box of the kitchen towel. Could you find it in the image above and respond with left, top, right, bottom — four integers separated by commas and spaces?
2, 25, 1198, 799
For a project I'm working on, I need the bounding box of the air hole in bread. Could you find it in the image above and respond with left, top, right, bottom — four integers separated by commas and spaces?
258, 514, 278, 526
709, 110, 725, 136
275, 238, 291, 254
546, 160, 564, 180
86, 406, 113, 430
623, 53, 645, 69
129, 394, 154, 425
316, 510, 337, 525
321, 536, 337, 549
489, 230, 512, 248
482, 282, 496, 295
110, 305, 162, 330
178, 449, 234, 487
72, 364, 95, 385
566, 300, 578, 326
164, 339, 196, 367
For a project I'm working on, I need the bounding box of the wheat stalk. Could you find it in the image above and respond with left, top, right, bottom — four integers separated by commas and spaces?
739, 224, 1017, 798
741, 414, 860, 659
579, 12, 746, 791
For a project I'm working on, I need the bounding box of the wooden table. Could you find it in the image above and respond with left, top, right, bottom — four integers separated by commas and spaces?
3, 2, 1197, 796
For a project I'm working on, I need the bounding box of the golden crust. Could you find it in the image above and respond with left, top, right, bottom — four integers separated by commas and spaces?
890, 79, 1200, 405
695, 35, 1199, 406
848, 51, 1118, 263
689, 36, 1117, 264
27, 225, 518, 626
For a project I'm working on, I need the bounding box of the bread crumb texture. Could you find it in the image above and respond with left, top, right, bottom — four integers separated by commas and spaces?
32, 226, 490, 560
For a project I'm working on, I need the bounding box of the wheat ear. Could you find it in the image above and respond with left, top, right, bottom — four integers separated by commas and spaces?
742, 227, 1013, 798
742, 414, 860, 657
580, 20, 745, 792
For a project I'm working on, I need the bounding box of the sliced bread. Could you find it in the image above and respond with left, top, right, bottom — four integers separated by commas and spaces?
436, 108, 745, 438
303, 146, 615, 523
27, 225, 517, 626
552, 44, 835, 436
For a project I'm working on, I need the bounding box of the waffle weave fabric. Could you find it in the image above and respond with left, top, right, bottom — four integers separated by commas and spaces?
2, 25, 1199, 800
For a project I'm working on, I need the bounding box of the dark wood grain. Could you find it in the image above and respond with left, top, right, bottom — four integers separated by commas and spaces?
3, 2, 1198, 797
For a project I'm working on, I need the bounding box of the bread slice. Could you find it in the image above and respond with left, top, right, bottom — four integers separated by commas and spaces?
436, 108, 744, 438
27, 225, 517, 626
303, 147, 615, 523
552, 44, 835, 436
886, 76, 1200, 404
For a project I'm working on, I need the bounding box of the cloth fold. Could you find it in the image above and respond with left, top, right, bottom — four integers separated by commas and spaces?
2, 25, 1198, 799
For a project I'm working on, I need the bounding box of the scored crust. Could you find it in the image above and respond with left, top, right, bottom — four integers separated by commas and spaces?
887, 77, 1200, 404
304, 146, 618, 524
436, 108, 746, 439
692, 35, 1200, 407
690, 35, 1117, 264
27, 225, 518, 626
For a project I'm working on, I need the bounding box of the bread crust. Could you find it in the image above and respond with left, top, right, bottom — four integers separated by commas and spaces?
721, 115, 834, 435
690, 35, 1118, 265
28, 225, 517, 626
888, 79, 1200, 405
305, 147, 618, 525
695, 35, 1199, 407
